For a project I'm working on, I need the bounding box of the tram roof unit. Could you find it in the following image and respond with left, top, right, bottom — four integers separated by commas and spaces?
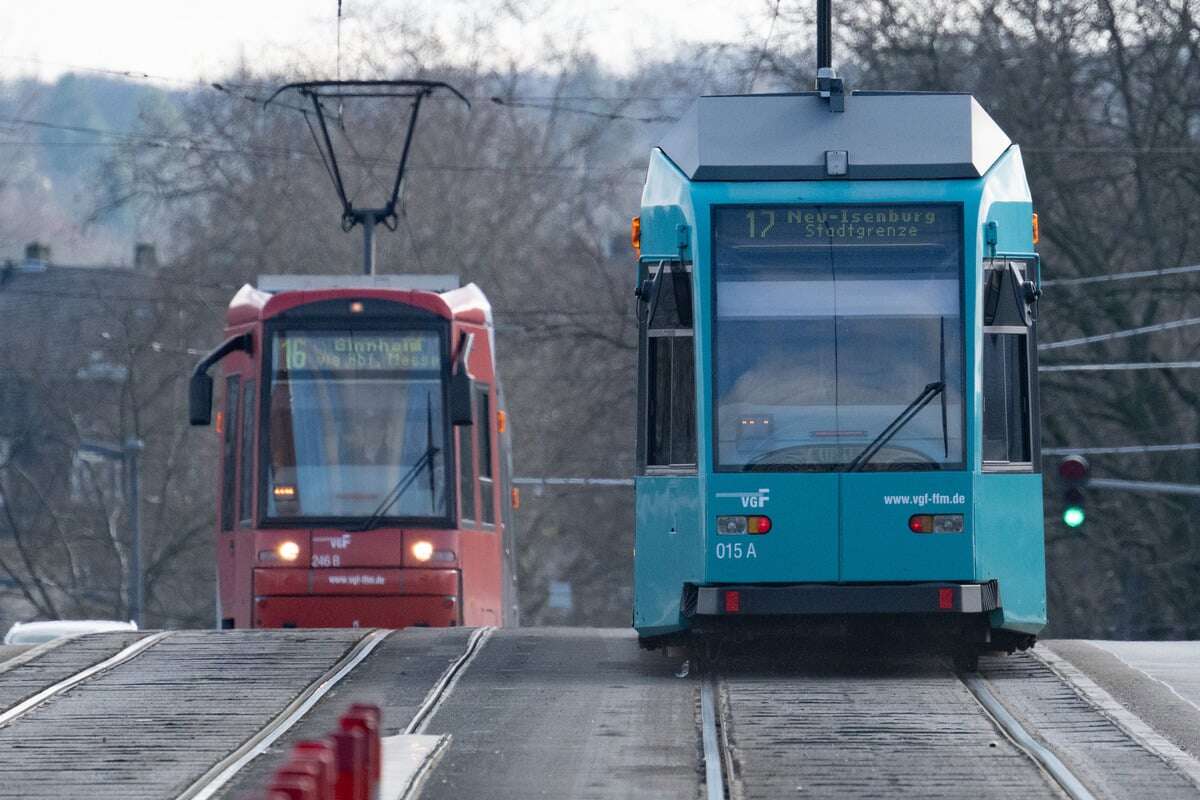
223, 275, 491, 327
657, 91, 1012, 181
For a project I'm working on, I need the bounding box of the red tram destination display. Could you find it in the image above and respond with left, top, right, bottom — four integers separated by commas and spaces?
189, 275, 518, 629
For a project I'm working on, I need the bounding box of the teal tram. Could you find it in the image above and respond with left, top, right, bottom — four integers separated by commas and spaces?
632, 87, 1046, 662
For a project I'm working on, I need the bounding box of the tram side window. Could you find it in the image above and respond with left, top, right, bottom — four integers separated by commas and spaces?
982, 333, 1032, 465
479, 388, 495, 525
239, 379, 255, 525
459, 411, 475, 524
221, 376, 240, 531
644, 263, 696, 469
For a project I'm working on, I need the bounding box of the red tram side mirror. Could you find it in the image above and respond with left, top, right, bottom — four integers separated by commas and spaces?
189, 374, 214, 426
450, 369, 473, 427
188, 332, 253, 427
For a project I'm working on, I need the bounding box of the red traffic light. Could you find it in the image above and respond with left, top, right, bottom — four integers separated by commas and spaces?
1058, 455, 1090, 483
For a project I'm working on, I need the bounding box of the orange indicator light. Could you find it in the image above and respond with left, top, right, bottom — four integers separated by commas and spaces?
1032, 212, 1040, 244
497, 409, 507, 433
273, 485, 297, 499
631, 216, 641, 256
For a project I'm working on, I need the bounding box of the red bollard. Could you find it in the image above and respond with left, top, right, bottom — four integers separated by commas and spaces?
267, 774, 318, 800
276, 758, 327, 800
340, 704, 382, 796
291, 740, 337, 800
331, 727, 368, 800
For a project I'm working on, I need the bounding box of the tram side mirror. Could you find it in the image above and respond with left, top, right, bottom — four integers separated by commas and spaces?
189, 374, 214, 426
450, 370, 473, 426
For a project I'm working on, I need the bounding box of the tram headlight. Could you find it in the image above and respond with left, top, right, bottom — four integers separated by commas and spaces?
411, 540, 434, 562
276, 540, 301, 561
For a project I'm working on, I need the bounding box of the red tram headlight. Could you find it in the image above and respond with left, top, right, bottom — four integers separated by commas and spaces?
411, 540, 434, 562
276, 541, 301, 561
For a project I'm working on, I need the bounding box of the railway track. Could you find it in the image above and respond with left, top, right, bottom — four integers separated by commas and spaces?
0, 631, 171, 729
0, 627, 500, 800
699, 651, 1200, 800
0, 629, 377, 799
178, 628, 392, 800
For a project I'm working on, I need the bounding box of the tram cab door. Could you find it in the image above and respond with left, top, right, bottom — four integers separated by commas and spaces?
217, 365, 257, 629
456, 378, 504, 627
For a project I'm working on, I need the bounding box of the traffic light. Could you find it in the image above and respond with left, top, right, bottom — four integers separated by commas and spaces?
1057, 455, 1090, 528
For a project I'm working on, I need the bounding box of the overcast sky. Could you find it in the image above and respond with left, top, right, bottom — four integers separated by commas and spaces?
0, 0, 759, 84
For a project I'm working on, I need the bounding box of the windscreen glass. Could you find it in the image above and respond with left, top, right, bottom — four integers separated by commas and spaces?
266, 330, 447, 519
714, 204, 964, 471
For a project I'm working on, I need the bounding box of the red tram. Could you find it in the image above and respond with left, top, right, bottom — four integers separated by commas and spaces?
189, 276, 517, 629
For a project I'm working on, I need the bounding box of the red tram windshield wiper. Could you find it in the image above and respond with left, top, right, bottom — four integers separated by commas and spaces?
350, 445, 440, 532
845, 381, 945, 473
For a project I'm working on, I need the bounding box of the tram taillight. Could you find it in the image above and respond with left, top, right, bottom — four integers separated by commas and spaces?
716, 515, 772, 535
908, 514, 964, 533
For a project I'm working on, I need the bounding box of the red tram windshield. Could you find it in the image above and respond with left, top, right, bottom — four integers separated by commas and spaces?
264, 329, 451, 523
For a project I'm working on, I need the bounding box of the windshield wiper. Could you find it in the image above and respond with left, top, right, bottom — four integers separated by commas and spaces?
845, 381, 945, 473
350, 445, 440, 531
352, 392, 439, 532
939, 318, 949, 459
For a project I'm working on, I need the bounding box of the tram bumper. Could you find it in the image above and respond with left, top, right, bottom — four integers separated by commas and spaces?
252, 567, 461, 628
690, 580, 1000, 617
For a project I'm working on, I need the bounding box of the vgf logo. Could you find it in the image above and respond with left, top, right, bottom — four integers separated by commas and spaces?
314, 533, 352, 549
716, 488, 770, 508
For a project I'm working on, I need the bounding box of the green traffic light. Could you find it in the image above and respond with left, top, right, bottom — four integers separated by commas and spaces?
1063, 506, 1085, 528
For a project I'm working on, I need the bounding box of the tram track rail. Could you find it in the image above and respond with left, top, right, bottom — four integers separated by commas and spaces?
702, 658, 1112, 800
700, 681, 726, 800
0, 630, 171, 729
176, 627, 392, 800
405, 625, 494, 735
960, 670, 1098, 800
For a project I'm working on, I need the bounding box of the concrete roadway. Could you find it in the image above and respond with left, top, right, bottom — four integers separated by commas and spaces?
0, 630, 1198, 798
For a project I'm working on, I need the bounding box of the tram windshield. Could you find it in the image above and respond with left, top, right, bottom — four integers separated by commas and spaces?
714, 204, 964, 472
265, 330, 448, 520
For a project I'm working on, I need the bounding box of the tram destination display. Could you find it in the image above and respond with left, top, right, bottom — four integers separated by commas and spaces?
719, 203, 958, 247
274, 331, 440, 372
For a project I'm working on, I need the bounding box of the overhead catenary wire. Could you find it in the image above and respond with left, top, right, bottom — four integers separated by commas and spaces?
1038, 317, 1200, 350
1043, 443, 1200, 456
488, 96, 678, 123
1040, 361, 1200, 372
1043, 263, 1200, 287
0, 114, 645, 178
